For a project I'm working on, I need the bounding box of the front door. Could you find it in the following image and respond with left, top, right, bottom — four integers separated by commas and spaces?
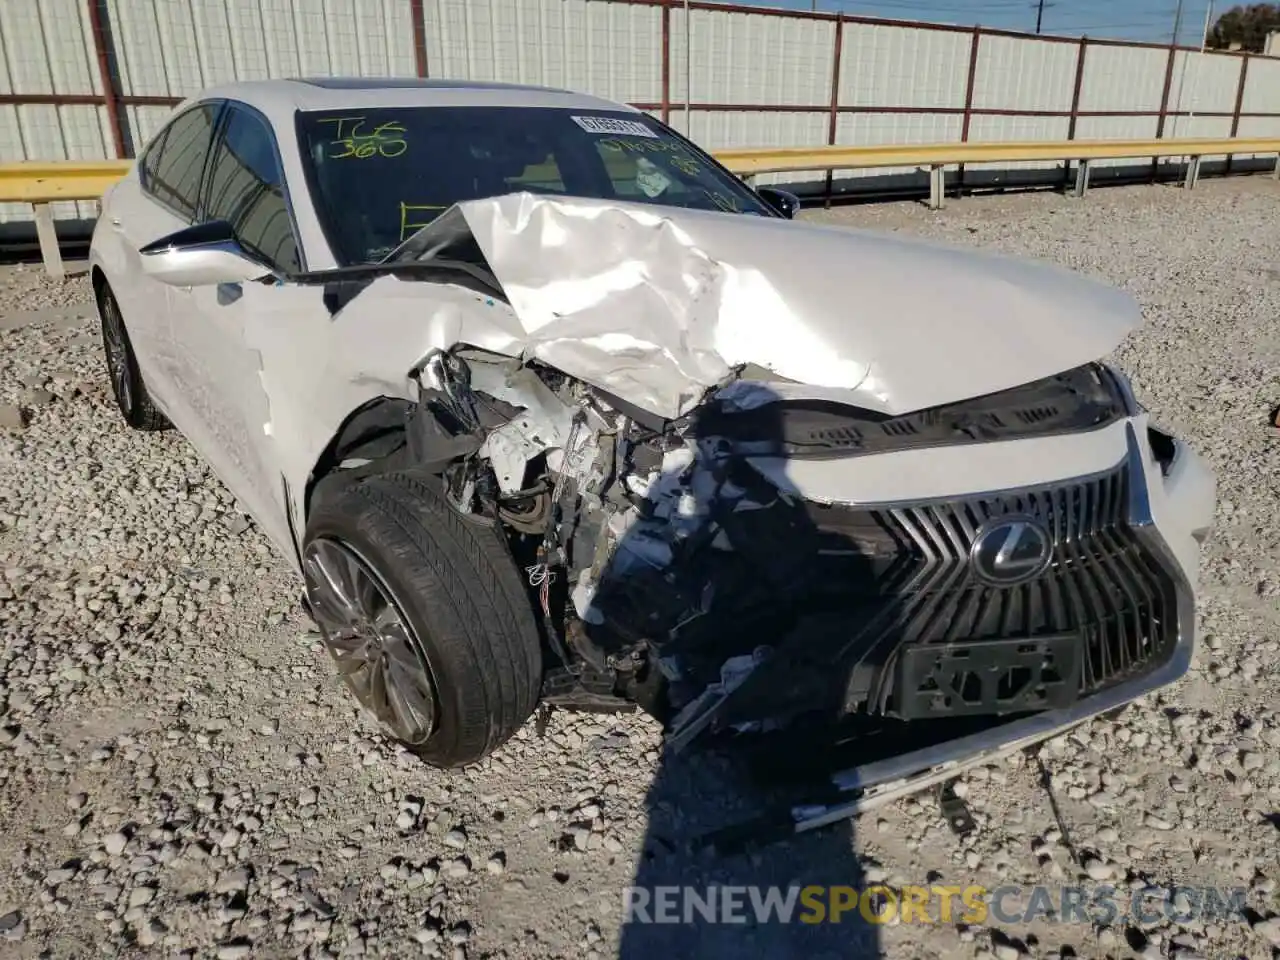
166, 103, 305, 558
106, 102, 222, 414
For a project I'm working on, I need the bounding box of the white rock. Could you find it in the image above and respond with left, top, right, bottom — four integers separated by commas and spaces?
127, 886, 155, 908
217, 828, 242, 850
1083, 858, 1115, 881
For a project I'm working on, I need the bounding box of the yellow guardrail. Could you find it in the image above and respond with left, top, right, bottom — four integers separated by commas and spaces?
714, 137, 1280, 176
3, 135, 1279, 279
0, 160, 131, 204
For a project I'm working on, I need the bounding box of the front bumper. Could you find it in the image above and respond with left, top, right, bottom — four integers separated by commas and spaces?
687, 418, 1214, 847
779, 421, 1208, 836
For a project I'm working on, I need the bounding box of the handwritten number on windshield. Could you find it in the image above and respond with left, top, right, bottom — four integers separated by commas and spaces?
704, 189, 743, 213
318, 116, 408, 159
598, 137, 703, 175
399, 202, 447, 242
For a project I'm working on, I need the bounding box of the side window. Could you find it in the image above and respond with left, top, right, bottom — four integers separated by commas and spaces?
205, 106, 300, 274
138, 128, 169, 191
144, 104, 219, 220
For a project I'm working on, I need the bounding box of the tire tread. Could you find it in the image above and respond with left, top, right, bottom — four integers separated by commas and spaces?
308, 470, 541, 766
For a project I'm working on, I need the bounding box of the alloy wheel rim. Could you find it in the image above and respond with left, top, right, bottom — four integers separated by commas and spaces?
101, 295, 133, 413
303, 537, 438, 745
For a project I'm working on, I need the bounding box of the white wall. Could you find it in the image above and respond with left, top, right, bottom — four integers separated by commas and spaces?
0, 0, 1273, 223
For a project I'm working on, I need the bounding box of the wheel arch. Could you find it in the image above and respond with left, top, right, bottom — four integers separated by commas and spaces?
302, 387, 489, 529
302, 395, 416, 527
90, 264, 109, 301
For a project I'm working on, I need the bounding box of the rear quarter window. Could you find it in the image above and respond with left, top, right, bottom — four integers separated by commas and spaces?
143, 103, 220, 221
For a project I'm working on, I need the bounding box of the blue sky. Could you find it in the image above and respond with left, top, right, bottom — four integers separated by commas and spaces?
705, 0, 1222, 46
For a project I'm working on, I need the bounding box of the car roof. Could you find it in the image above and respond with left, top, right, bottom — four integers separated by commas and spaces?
189, 77, 640, 116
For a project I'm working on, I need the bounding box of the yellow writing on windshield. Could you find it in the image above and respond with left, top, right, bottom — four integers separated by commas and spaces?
399, 202, 448, 241
318, 116, 408, 159
670, 155, 701, 176
597, 137, 702, 175
704, 189, 743, 212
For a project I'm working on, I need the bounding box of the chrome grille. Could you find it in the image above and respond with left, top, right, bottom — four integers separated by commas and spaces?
814, 462, 1181, 714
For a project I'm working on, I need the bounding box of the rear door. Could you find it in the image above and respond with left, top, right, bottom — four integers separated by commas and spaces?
102, 101, 222, 408
166, 101, 304, 557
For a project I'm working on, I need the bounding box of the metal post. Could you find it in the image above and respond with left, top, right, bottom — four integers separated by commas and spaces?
823, 14, 844, 208
32, 203, 64, 281
929, 165, 945, 210
683, 0, 691, 132
1073, 159, 1091, 198
1172, 1, 1213, 170
958, 26, 981, 192
1227, 52, 1247, 173
87, 0, 126, 158
409, 0, 429, 77
660, 2, 671, 124
1152, 44, 1177, 181
1064, 37, 1087, 191
1184, 155, 1201, 188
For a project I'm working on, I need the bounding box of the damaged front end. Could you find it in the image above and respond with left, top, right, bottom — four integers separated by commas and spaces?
406, 345, 1193, 785
287, 193, 1208, 840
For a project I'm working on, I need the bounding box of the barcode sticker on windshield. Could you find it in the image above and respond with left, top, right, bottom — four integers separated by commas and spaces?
571, 115, 658, 138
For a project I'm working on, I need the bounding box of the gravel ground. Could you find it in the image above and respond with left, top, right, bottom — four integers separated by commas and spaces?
1, 177, 1278, 960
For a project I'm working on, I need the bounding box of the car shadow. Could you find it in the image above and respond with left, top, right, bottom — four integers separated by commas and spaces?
617, 756, 876, 959
570, 383, 902, 958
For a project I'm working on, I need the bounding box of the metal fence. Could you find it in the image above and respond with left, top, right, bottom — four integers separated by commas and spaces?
3, 0, 1280, 224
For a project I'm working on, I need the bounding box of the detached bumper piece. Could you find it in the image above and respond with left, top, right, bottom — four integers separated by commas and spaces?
694, 424, 1195, 848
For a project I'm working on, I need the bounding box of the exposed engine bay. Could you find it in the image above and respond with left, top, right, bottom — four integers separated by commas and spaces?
373, 343, 1149, 761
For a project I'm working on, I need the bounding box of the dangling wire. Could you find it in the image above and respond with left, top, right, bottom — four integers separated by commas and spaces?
525, 563, 557, 618
525, 563, 555, 587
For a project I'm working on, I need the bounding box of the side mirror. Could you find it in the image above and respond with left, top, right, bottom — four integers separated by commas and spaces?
139, 220, 272, 287
756, 187, 802, 220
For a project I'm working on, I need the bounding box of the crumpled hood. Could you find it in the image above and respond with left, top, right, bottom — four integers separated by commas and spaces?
426, 193, 1142, 419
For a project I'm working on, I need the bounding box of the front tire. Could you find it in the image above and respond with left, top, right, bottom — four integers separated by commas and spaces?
303, 470, 542, 767
97, 283, 170, 431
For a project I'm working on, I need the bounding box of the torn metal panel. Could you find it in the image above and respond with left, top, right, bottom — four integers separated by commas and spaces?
478, 368, 576, 494
247, 189, 1146, 533
424, 192, 1144, 420
239, 280, 527, 543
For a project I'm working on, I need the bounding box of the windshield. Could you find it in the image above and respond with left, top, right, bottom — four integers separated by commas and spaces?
296, 106, 771, 265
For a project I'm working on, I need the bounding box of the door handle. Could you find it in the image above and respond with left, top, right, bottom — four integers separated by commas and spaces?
217, 282, 243, 306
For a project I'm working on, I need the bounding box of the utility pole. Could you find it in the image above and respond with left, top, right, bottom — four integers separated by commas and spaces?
1170, 0, 1186, 45
1032, 0, 1055, 34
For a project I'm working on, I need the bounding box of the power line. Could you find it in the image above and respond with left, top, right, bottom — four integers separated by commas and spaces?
1070, 20, 1191, 28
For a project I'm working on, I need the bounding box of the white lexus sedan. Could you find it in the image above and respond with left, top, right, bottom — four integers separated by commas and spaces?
90, 78, 1215, 832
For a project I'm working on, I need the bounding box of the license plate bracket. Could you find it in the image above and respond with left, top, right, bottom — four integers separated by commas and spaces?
896, 633, 1081, 720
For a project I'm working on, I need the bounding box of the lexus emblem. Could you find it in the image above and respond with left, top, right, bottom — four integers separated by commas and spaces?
970, 516, 1053, 585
